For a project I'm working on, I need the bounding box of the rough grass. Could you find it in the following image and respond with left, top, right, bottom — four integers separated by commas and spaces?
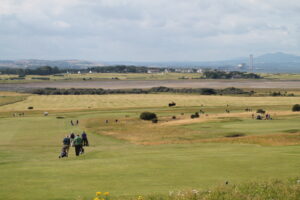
0, 73, 203, 83
1, 94, 300, 111
262, 73, 300, 80
130, 178, 300, 200
83, 111, 300, 146
1, 72, 300, 84
0, 94, 26, 106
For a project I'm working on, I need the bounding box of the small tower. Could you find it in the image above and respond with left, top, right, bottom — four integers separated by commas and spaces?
249, 54, 254, 72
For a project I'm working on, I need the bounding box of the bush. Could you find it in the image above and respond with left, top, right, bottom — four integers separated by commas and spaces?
56, 116, 65, 119
225, 133, 245, 137
140, 112, 157, 120
31, 77, 50, 80
292, 104, 300, 112
256, 109, 266, 114
27, 106, 34, 110
190, 112, 200, 119
152, 118, 158, 123
172, 116, 176, 119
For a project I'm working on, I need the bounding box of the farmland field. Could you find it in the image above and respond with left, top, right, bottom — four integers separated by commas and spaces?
1, 72, 300, 85
0, 92, 300, 200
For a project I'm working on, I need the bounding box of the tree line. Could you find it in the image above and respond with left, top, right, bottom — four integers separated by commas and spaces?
0, 66, 60, 76
0, 66, 262, 79
0, 65, 167, 75
202, 70, 261, 79
31, 86, 252, 96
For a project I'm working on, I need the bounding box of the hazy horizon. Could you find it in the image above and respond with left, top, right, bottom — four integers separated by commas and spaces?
1, 0, 300, 61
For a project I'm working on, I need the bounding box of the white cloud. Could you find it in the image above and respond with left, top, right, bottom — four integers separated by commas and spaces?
0, 0, 300, 60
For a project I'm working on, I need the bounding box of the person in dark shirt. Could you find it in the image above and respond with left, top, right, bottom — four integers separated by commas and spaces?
61, 135, 70, 157
81, 131, 89, 146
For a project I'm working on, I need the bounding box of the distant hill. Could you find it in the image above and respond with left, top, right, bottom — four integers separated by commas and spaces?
255, 52, 300, 63
0, 52, 299, 73
104, 52, 300, 73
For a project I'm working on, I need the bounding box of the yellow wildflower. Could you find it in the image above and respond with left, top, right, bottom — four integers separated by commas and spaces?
138, 195, 143, 200
94, 198, 100, 200
104, 192, 110, 196
96, 192, 102, 196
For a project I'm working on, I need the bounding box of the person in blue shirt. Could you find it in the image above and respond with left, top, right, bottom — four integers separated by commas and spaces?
81, 131, 89, 146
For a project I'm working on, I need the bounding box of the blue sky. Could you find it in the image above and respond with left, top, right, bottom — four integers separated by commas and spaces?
0, 0, 299, 61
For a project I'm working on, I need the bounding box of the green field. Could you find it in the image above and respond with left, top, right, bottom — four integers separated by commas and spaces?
0, 92, 300, 200
1, 72, 300, 84
0, 73, 203, 83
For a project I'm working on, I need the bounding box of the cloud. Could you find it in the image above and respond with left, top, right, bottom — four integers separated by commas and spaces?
0, 0, 300, 61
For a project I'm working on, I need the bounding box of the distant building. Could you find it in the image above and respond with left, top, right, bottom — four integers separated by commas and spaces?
197, 69, 203, 73
78, 71, 81, 74
174, 68, 194, 73
147, 69, 161, 74
89, 70, 92, 74
236, 63, 247, 70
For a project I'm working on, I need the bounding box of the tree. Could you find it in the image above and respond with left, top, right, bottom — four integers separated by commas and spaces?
292, 104, 300, 112
140, 112, 157, 120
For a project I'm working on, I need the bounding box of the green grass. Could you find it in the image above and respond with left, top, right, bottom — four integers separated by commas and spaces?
1, 72, 300, 84
0, 111, 300, 200
181, 115, 300, 139
0, 73, 203, 83
1, 93, 300, 199
262, 73, 300, 80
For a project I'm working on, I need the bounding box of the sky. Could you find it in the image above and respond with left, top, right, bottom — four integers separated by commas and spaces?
0, 0, 300, 61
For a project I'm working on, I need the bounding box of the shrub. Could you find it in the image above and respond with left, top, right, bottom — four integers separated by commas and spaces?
140, 112, 157, 120
31, 77, 50, 80
27, 106, 34, 110
190, 112, 200, 119
225, 133, 245, 137
292, 104, 300, 112
172, 116, 176, 119
152, 118, 158, 123
56, 116, 65, 119
256, 109, 266, 114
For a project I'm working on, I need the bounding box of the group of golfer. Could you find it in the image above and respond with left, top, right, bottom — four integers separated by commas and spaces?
59, 131, 89, 158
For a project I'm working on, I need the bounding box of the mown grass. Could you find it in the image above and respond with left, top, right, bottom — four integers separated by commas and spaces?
1, 93, 300, 200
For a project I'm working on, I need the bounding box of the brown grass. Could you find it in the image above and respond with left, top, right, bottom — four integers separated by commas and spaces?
199, 133, 300, 146
82, 111, 300, 146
